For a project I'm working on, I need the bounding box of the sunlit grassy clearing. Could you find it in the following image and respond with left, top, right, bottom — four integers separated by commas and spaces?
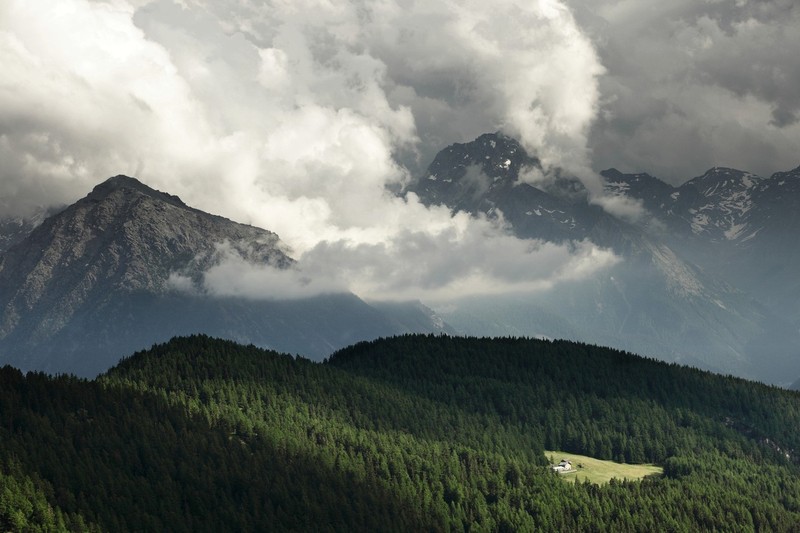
545, 450, 663, 485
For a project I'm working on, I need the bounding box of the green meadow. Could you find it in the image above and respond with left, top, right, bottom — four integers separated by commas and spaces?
546, 450, 663, 485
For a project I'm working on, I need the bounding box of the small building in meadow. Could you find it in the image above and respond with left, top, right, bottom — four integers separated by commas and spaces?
552, 459, 573, 472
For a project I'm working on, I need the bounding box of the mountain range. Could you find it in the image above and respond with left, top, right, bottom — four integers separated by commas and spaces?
603, 165, 800, 323
0, 133, 798, 383
408, 133, 800, 384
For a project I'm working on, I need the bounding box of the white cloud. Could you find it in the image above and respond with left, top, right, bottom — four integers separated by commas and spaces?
0, 0, 618, 300
297, 207, 620, 301
177, 218, 619, 302
0, 0, 217, 213
168, 241, 346, 300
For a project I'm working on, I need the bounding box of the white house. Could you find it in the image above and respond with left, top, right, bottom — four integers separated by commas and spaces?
552, 459, 573, 472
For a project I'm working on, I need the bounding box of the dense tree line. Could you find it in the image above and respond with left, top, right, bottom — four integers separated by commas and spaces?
0, 334, 799, 531
330, 335, 800, 465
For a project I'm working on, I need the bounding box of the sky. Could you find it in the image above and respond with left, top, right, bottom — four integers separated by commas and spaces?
1, 0, 798, 300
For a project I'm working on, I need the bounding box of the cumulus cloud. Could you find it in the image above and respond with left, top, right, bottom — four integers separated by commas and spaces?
172, 217, 618, 302
298, 213, 619, 302
167, 241, 346, 300
0, 0, 619, 300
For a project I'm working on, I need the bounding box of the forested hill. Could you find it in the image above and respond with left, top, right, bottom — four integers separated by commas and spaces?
329, 335, 800, 463
1, 335, 800, 531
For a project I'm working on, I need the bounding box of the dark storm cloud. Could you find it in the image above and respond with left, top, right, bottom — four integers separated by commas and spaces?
567, 0, 800, 183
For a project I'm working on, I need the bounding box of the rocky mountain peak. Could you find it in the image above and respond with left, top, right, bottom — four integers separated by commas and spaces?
86, 175, 191, 211
0, 176, 292, 353
434, 132, 534, 178
662, 167, 764, 242
408, 133, 604, 242
683, 167, 763, 198
411, 132, 540, 209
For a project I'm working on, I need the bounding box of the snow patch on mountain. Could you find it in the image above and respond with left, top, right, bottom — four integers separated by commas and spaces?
724, 222, 747, 241
679, 168, 765, 241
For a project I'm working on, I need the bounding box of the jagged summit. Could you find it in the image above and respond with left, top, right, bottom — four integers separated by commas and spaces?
683, 167, 763, 198
415, 132, 540, 208
667, 168, 763, 242
408, 132, 599, 242
0, 174, 292, 295
86, 175, 189, 210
